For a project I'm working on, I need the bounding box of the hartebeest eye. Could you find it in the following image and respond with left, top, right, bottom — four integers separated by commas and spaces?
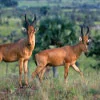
87, 42, 89, 45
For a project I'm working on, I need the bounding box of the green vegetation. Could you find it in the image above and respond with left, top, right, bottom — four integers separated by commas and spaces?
0, 0, 100, 99
0, 60, 100, 100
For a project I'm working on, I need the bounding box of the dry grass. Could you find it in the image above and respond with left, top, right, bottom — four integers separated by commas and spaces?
0, 69, 100, 100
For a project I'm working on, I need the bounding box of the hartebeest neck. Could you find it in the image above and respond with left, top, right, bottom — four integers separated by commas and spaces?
72, 42, 83, 58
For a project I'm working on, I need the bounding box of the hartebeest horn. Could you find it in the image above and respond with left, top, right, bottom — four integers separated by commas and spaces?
80, 25, 84, 42
86, 26, 89, 35
25, 14, 29, 26
31, 14, 36, 25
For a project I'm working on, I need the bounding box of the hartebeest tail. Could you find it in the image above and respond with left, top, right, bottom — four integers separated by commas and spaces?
0, 14, 37, 87
32, 26, 91, 83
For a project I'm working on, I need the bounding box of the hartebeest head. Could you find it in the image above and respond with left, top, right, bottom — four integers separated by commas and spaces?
25, 14, 36, 46
79, 26, 91, 53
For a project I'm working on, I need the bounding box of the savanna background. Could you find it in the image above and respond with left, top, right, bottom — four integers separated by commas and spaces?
0, 0, 100, 100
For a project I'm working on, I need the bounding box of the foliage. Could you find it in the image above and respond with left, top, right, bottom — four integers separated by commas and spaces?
0, 0, 18, 7
88, 35, 100, 58
40, 7, 49, 16
0, 0, 100, 99
87, 34, 100, 70
34, 16, 77, 54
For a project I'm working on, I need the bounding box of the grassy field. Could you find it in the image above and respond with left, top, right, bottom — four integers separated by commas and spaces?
0, 16, 99, 100
0, 18, 21, 36
0, 1, 100, 99
0, 54, 99, 100
18, 0, 100, 7
0, 65, 100, 100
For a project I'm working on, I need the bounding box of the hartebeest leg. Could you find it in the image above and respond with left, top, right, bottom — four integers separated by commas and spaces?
72, 64, 84, 80
38, 67, 47, 82
19, 59, 24, 88
64, 63, 70, 84
32, 65, 45, 80
0, 55, 2, 61
23, 60, 28, 86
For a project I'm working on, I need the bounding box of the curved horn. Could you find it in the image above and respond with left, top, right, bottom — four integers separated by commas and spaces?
86, 26, 89, 35
80, 25, 84, 42
31, 14, 36, 25
25, 14, 29, 25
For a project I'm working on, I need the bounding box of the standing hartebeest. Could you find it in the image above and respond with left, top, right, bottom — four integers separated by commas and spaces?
0, 14, 36, 87
32, 26, 91, 83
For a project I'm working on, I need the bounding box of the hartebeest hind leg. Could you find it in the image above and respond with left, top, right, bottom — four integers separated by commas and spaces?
38, 67, 47, 82
23, 60, 28, 86
19, 59, 24, 87
64, 63, 70, 84
0, 55, 2, 61
72, 64, 84, 81
32, 65, 45, 80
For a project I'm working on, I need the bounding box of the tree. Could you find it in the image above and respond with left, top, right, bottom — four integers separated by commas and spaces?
40, 7, 49, 16
87, 34, 100, 70
0, 0, 18, 7
33, 16, 77, 55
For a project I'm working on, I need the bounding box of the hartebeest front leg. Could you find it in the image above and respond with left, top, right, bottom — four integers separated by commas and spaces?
72, 64, 84, 81
24, 60, 28, 86
19, 59, 24, 88
64, 63, 70, 84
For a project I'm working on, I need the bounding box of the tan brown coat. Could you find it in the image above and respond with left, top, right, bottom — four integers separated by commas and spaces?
0, 15, 36, 87
32, 26, 91, 83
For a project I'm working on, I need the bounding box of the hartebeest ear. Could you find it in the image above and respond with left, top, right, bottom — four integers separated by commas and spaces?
79, 37, 82, 41
88, 38, 92, 43
22, 27, 27, 32
34, 27, 39, 34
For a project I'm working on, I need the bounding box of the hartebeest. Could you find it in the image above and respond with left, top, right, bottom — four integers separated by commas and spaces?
32, 26, 91, 83
0, 14, 36, 87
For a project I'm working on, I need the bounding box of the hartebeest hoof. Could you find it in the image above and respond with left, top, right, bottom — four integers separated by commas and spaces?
19, 85, 23, 89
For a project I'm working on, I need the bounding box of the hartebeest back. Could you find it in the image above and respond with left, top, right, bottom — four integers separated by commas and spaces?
32, 26, 91, 82
0, 14, 36, 87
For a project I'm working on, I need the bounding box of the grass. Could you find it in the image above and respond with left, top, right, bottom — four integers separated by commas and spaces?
0, 55, 99, 100
0, 5, 99, 99
18, 1, 49, 7
0, 17, 22, 36
0, 69, 100, 100
0, 50, 99, 99
94, 21, 100, 25
18, 0, 100, 8
18, 0, 72, 8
